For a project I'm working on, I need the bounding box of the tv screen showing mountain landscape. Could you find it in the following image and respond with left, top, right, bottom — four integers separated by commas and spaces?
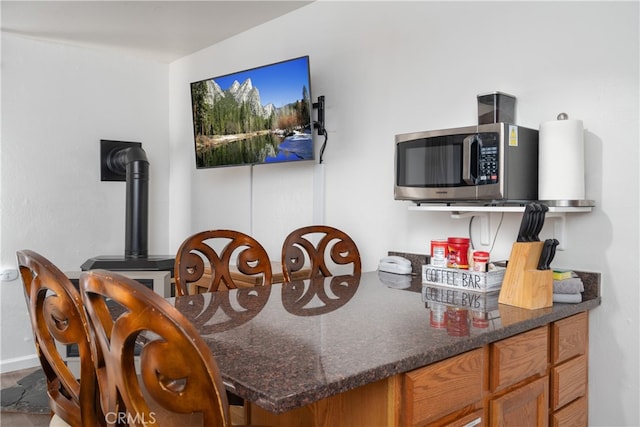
190, 56, 314, 169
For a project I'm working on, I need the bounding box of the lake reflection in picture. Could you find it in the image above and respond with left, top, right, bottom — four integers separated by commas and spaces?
196, 131, 313, 168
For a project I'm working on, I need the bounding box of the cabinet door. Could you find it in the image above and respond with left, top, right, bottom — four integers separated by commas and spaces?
403, 349, 484, 427
551, 354, 587, 410
490, 326, 549, 392
551, 396, 587, 427
552, 312, 588, 364
490, 376, 548, 427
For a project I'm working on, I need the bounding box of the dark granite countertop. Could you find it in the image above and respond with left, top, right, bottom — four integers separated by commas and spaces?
169, 270, 601, 414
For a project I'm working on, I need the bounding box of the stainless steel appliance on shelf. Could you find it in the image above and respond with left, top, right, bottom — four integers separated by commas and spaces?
394, 122, 538, 204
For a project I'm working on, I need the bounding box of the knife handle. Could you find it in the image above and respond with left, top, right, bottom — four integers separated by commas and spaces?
537, 239, 553, 270
526, 204, 542, 242
531, 203, 549, 242
517, 204, 535, 242
547, 239, 559, 267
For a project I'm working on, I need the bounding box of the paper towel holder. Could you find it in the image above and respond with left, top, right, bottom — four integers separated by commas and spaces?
539, 112, 596, 206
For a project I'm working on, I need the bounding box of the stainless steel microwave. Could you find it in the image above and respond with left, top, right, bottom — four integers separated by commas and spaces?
394, 123, 538, 203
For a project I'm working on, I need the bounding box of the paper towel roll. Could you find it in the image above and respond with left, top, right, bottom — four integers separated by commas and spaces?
538, 116, 585, 201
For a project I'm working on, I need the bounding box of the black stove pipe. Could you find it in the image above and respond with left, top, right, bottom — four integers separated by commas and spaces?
81, 141, 174, 272
109, 146, 149, 259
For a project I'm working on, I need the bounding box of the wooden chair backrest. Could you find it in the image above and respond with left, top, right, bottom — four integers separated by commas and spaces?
281, 225, 361, 283
174, 230, 272, 295
16, 250, 102, 426
79, 269, 231, 426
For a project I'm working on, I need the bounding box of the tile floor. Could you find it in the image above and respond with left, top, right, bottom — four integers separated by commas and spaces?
1, 367, 52, 426
0, 411, 52, 426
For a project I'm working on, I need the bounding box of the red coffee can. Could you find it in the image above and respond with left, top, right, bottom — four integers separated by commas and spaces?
447, 237, 470, 269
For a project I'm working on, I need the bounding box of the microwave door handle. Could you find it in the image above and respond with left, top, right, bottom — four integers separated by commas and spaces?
462, 134, 477, 185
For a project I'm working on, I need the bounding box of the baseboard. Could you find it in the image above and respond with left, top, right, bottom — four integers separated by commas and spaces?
0, 354, 40, 373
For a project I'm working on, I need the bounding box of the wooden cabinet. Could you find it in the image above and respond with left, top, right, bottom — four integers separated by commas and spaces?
402, 349, 485, 426
400, 313, 588, 427
488, 327, 549, 427
490, 376, 548, 427
490, 326, 548, 392
552, 311, 587, 364
550, 312, 588, 426
551, 396, 587, 427
552, 354, 587, 410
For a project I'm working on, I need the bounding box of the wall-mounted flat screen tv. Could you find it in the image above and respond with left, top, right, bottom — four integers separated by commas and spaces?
190, 56, 314, 169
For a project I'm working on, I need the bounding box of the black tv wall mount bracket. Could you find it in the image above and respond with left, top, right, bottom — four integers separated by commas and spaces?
313, 95, 325, 135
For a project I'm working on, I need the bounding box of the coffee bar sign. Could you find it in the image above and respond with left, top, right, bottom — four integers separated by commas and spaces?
421, 265, 506, 292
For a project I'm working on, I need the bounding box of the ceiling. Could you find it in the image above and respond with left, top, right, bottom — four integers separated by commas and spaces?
1, 1, 313, 63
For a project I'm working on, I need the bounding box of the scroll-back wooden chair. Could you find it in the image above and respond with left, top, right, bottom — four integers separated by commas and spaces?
174, 229, 273, 296
16, 250, 102, 427
281, 225, 361, 283
80, 269, 236, 426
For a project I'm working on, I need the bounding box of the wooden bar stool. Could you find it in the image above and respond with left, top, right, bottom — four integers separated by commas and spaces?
16, 250, 103, 427
174, 229, 272, 295
80, 269, 266, 426
281, 225, 361, 283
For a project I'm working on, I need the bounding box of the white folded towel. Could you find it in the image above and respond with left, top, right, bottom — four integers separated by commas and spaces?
553, 277, 584, 294
553, 293, 582, 304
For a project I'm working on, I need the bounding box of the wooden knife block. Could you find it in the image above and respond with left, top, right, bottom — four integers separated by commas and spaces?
498, 242, 553, 310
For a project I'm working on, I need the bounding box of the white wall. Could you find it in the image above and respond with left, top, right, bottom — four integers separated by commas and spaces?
1, 1, 638, 425
169, 2, 638, 425
0, 34, 170, 369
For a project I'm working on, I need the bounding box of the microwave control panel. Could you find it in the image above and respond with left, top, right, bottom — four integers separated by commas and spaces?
477, 134, 498, 184
479, 145, 498, 183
